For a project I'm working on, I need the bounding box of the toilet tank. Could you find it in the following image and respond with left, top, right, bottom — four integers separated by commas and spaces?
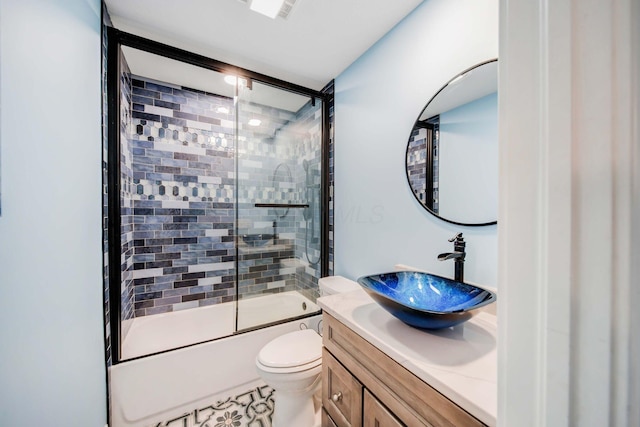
318, 276, 360, 296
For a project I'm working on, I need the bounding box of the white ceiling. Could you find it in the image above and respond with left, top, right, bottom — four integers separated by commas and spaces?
420, 60, 498, 119
122, 46, 312, 112
105, 0, 424, 91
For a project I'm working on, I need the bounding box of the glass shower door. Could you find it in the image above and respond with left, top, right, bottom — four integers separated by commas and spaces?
109, 32, 329, 363
116, 46, 240, 360
236, 80, 323, 331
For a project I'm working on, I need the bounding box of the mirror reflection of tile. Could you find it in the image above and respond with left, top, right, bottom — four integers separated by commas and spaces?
0, 61, 2, 217
0, 68, 2, 216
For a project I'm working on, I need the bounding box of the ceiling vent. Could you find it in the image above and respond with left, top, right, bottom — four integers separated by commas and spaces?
277, 0, 298, 20
239, 0, 299, 20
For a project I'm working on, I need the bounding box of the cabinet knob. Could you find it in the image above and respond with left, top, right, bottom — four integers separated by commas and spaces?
331, 392, 343, 402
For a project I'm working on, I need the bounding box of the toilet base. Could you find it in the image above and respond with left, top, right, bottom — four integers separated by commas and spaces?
272, 390, 316, 427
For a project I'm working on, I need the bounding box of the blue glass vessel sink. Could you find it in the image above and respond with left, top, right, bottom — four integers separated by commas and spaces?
357, 271, 496, 329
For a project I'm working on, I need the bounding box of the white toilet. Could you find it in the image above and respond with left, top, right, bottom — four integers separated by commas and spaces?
255, 276, 360, 427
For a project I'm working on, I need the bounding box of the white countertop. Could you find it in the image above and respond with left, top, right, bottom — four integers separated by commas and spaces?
318, 288, 497, 426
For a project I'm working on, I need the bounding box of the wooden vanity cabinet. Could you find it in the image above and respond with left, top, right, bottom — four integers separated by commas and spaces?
322, 348, 400, 427
363, 390, 403, 427
323, 348, 363, 426
321, 313, 486, 427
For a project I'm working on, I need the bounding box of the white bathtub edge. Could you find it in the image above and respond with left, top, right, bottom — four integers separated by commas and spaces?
110, 314, 322, 427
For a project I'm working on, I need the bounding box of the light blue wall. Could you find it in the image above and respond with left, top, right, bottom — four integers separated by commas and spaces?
439, 93, 498, 223
334, 0, 499, 285
0, 0, 107, 425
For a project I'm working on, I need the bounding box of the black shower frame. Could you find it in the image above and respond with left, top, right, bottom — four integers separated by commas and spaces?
106, 27, 331, 365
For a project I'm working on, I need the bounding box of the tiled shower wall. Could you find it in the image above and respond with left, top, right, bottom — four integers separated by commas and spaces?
407, 127, 428, 204
236, 100, 298, 301
127, 76, 237, 317
103, 35, 333, 365
326, 81, 335, 276
292, 102, 323, 301
235, 95, 323, 301
406, 123, 439, 212
120, 55, 135, 335
122, 74, 323, 317
101, 3, 112, 367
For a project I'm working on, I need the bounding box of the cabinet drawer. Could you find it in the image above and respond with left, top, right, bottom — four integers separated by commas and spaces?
322, 348, 363, 427
364, 390, 403, 427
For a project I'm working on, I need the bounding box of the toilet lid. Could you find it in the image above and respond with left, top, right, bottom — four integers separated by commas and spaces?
257, 329, 322, 369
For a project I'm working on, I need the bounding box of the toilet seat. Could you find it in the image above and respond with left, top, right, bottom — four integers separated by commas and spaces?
257, 329, 321, 373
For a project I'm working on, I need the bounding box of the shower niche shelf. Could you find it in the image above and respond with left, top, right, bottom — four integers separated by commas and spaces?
254, 203, 310, 208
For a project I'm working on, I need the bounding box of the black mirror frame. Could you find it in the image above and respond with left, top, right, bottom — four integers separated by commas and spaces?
405, 59, 498, 227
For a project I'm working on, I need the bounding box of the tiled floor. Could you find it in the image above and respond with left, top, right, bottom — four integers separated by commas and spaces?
150, 385, 274, 427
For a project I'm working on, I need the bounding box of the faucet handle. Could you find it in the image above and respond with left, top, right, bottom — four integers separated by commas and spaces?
448, 232, 464, 242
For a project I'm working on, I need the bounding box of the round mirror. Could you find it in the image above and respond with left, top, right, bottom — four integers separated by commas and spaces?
406, 59, 498, 226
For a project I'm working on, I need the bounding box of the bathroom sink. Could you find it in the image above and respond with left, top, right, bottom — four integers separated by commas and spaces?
356, 271, 496, 329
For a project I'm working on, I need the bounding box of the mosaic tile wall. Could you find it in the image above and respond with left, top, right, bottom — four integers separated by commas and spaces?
149, 385, 274, 427
406, 122, 439, 212
236, 100, 298, 300
407, 127, 428, 203
101, 2, 112, 367
291, 102, 323, 301
325, 82, 335, 276
120, 55, 136, 337
127, 76, 237, 316
235, 95, 323, 301
104, 38, 335, 364
123, 75, 323, 316
433, 124, 440, 212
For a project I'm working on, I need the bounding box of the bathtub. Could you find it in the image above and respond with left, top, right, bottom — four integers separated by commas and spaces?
111, 291, 321, 427
121, 290, 320, 360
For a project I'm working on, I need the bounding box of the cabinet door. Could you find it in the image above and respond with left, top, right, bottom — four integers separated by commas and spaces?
323, 348, 363, 427
322, 408, 339, 427
363, 390, 404, 427
324, 313, 486, 426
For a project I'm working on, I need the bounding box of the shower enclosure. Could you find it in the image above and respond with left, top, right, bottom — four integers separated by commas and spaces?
107, 30, 329, 362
